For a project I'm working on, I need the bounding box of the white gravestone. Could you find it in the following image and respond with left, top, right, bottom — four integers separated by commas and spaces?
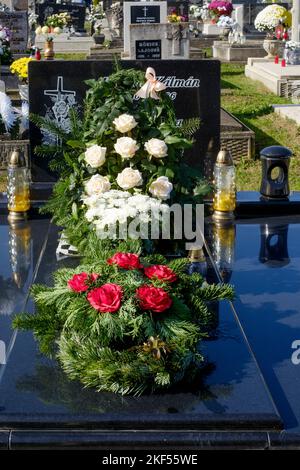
123, 1, 167, 56
292, 0, 300, 42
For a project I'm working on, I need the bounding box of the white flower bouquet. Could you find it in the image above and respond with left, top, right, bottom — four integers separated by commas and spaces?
254, 4, 291, 35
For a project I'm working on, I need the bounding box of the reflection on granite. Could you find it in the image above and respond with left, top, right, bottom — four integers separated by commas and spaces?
0, 215, 50, 373
0, 224, 281, 431
207, 215, 300, 434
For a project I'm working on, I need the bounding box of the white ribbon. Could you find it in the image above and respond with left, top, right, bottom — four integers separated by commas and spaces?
135, 67, 166, 100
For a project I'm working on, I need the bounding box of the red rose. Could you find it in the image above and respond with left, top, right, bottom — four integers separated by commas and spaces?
68, 272, 99, 292
87, 283, 123, 313
107, 252, 143, 270
144, 265, 177, 283
136, 285, 172, 313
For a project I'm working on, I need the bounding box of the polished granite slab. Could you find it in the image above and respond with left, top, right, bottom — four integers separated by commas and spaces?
206, 215, 300, 437
0, 217, 282, 449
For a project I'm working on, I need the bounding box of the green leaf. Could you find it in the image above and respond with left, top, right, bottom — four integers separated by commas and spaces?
67, 140, 86, 149
72, 202, 78, 220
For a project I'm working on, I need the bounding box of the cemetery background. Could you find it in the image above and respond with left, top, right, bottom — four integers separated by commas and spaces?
0, 0, 300, 450
1, 0, 300, 192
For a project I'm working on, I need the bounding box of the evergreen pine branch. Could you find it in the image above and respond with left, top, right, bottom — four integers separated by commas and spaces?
180, 117, 201, 137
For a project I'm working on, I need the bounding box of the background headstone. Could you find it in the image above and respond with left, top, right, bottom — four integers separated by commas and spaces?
0, 11, 28, 52
167, 0, 189, 18
130, 23, 189, 60
36, 3, 86, 32
123, 1, 168, 55
28, 60, 220, 181
135, 39, 161, 60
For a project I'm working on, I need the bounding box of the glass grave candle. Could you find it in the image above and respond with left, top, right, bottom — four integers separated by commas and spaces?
212, 150, 236, 221
7, 149, 30, 221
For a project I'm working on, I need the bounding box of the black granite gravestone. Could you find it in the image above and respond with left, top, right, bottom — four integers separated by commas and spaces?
130, 4, 161, 24
136, 39, 161, 59
28, 60, 220, 182
36, 3, 86, 32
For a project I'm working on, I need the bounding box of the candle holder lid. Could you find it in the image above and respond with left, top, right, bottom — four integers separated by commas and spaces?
216, 149, 233, 166
8, 149, 26, 168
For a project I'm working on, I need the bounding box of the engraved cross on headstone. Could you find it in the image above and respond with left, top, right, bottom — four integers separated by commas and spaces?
165, 24, 187, 56
44, 76, 76, 123
143, 6, 148, 17
179, 4, 185, 16
44, 76, 76, 144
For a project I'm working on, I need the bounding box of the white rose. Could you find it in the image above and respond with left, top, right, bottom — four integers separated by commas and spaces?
53, 27, 62, 34
114, 137, 139, 159
144, 138, 168, 159
113, 114, 137, 133
84, 144, 106, 168
116, 167, 143, 190
41, 26, 50, 34
35, 26, 42, 35
85, 174, 111, 196
149, 176, 173, 201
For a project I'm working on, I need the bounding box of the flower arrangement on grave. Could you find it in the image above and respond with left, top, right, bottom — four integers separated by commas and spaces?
254, 4, 291, 38
32, 66, 209, 256
35, 24, 63, 39
0, 25, 12, 65
13, 250, 234, 395
45, 12, 71, 30
189, 5, 202, 20
217, 15, 236, 30
18, 65, 234, 396
10, 57, 34, 83
208, 1, 233, 23
0, 91, 19, 137
87, 3, 105, 35
167, 8, 188, 23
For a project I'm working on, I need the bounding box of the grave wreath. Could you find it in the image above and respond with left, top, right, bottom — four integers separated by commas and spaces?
14, 64, 234, 396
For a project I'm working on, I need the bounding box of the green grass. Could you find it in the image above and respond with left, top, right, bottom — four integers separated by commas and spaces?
54, 53, 87, 60
221, 63, 300, 190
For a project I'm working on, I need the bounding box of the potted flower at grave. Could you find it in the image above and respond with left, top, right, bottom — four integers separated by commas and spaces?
208, 1, 233, 24
45, 12, 71, 32
254, 4, 291, 58
167, 8, 188, 24
35, 24, 62, 60
10, 57, 34, 101
217, 15, 236, 40
0, 25, 12, 65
